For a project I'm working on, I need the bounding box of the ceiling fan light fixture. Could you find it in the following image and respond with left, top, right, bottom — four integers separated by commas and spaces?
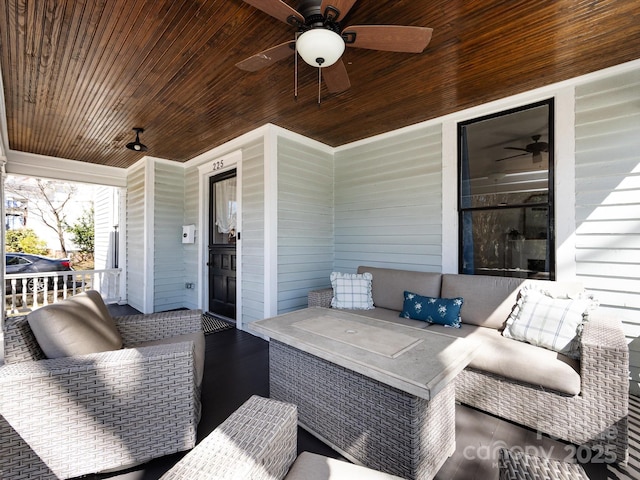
126, 127, 148, 152
296, 29, 345, 68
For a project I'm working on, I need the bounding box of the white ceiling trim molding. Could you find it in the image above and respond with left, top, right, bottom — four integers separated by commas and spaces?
185, 123, 335, 171
5, 150, 127, 187
0, 63, 129, 186
1, 58, 639, 181
270, 124, 334, 154
184, 124, 271, 169
335, 58, 640, 153
125, 154, 186, 174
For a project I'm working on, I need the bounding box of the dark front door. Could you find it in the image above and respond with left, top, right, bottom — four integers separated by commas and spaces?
208, 244, 236, 319
208, 170, 237, 320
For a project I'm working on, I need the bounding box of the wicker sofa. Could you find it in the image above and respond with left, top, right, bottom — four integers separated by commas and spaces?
0, 292, 205, 480
308, 266, 629, 464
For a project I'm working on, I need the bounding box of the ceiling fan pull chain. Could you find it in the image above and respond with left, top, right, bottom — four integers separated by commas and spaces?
316, 57, 325, 106
294, 32, 299, 101
318, 67, 322, 105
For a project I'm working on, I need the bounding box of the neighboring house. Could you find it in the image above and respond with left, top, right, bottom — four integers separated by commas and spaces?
1, 60, 639, 392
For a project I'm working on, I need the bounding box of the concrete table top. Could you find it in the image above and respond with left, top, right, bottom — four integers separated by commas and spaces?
251, 307, 479, 400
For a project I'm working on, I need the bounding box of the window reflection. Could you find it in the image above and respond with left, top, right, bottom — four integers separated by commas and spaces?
458, 100, 554, 279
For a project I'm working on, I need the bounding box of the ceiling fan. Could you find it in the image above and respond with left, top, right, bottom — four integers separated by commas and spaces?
497, 135, 549, 163
236, 0, 433, 99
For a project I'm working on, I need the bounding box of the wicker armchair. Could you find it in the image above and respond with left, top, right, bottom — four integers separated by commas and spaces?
0, 309, 204, 480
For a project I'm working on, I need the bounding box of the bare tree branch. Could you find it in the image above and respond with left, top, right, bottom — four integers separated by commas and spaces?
5, 177, 77, 255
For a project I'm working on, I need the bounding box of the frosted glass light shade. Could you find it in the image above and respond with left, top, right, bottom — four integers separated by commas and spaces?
296, 29, 345, 68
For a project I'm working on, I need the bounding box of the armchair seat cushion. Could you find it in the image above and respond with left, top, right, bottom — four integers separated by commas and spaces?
27, 290, 123, 358
136, 331, 206, 386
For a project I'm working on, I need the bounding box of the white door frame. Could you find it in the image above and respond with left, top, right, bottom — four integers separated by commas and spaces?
197, 150, 242, 328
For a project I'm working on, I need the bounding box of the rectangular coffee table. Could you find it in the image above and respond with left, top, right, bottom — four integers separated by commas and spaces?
251, 308, 478, 480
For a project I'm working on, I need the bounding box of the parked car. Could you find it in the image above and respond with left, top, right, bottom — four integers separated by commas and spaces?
5, 253, 73, 293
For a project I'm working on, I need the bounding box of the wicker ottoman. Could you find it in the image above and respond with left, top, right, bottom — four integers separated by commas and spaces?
161, 395, 405, 480
498, 448, 589, 480
160, 395, 297, 480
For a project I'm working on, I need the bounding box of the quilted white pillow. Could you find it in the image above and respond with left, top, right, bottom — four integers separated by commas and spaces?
503, 287, 597, 359
330, 272, 374, 310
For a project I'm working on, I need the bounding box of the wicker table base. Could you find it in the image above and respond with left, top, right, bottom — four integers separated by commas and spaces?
270, 340, 456, 480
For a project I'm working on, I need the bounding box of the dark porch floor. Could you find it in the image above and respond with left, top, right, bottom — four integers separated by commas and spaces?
90, 312, 638, 480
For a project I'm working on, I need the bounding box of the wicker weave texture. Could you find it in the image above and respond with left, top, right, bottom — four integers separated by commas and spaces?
307, 288, 333, 308
270, 340, 455, 480
498, 448, 589, 480
114, 309, 203, 346
308, 286, 629, 464
457, 315, 629, 464
161, 395, 298, 480
1, 309, 204, 479
2, 316, 46, 363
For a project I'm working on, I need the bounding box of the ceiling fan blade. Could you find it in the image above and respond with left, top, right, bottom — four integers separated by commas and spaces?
243, 0, 303, 26
235, 41, 295, 72
504, 147, 528, 152
323, 59, 351, 93
321, 0, 358, 21
496, 153, 528, 162
343, 25, 433, 53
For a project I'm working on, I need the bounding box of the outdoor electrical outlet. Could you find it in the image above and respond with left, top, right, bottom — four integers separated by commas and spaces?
185, 282, 194, 289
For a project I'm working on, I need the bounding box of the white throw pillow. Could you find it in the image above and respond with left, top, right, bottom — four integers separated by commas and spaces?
503, 287, 596, 359
330, 272, 374, 310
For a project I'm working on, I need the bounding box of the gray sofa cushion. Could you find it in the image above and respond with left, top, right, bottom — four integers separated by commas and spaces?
441, 274, 583, 329
357, 266, 442, 312
427, 323, 581, 395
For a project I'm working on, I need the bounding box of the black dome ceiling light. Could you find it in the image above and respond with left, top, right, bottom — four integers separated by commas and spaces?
125, 127, 148, 152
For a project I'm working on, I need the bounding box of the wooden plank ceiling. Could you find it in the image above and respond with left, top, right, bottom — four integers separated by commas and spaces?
1, 0, 639, 168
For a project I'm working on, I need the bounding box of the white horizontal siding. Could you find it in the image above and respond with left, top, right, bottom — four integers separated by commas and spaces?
153, 162, 185, 312
277, 136, 333, 313
575, 69, 640, 393
334, 125, 442, 273
94, 186, 118, 271
126, 166, 146, 312
181, 167, 200, 309
241, 140, 265, 324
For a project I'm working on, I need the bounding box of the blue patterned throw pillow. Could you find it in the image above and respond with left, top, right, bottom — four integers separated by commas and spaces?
400, 291, 463, 328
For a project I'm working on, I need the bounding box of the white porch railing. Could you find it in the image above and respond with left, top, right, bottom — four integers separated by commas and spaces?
5, 269, 122, 316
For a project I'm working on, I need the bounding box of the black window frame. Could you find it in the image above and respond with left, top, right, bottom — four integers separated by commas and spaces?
457, 98, 556, 280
